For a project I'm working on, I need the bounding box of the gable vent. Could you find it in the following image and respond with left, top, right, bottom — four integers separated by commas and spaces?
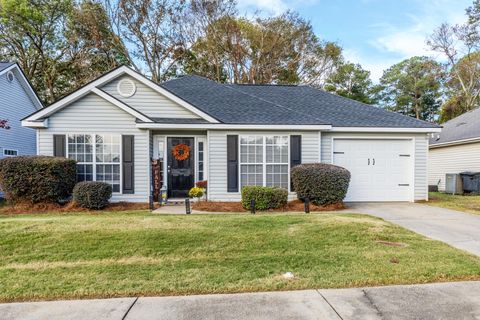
6, 71, 14, 82
117, 79, 136, 97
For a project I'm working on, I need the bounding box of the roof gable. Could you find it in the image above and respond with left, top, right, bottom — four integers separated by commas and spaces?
0, 62, 43, 110
22, 66, 219, 127
101, 75, 201, 119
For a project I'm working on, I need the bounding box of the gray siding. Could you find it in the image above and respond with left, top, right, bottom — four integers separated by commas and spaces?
320, 132, 429, 201
101, 75, 200, 119
428, 142, 480, 191
207, 130, 320, 201
0, 69, 38, 159
37, 93, 150, 202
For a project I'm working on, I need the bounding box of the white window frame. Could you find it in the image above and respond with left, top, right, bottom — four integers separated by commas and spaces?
239, 135, 290, 192
3, 149, 18, 157
66, 133, 122, 194
197, 138, 206, 182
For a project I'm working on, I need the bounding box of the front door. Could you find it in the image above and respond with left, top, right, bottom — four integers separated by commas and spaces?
167, 137, 194, 198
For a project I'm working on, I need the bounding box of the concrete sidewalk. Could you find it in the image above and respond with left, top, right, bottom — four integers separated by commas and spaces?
2, 281, 480, 320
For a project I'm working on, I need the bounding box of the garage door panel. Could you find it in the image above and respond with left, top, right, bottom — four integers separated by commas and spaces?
333, 139, 413, 202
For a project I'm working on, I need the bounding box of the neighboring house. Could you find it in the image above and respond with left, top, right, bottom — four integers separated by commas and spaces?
429, 108, 480, 191
0, 62, 43, 159
22, 66, 440, 203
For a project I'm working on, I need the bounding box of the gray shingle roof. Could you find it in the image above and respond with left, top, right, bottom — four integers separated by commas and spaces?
430, 108, 480, 145
0, 62, 14, 73
161, 75, 439, 128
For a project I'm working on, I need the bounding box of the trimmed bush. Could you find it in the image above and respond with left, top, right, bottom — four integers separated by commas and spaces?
0, 156, 76, 203
291, 163, 351, 205
241, 186, 288, 210
73, 181, 112, 209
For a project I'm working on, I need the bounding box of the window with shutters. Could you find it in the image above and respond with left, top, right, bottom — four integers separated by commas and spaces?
67, 134, 121, 192
240, 135, 289, 190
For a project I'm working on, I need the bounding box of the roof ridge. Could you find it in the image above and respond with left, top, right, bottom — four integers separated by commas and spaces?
223, 84, 328, 124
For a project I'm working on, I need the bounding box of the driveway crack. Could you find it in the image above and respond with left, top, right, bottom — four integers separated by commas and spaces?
122, 297, 139, 320
316, 290, 344, 320
362, 289, 384, 319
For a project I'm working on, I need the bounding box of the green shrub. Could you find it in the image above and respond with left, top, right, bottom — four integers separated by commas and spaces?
73, 181, 112, 209
291, 163, 350, 205
241, 186, 288, 210
0, 156, 76, 203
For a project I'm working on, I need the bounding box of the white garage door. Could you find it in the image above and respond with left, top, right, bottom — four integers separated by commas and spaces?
333, 139, 413, 202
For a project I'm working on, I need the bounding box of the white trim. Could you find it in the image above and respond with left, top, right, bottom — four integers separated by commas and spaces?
3, 149, 18, 157
91, 88, 153, 123
137, 123, 332, 130
330, 127, 441, 133
23, 66, 218, 123
1, 64, 43, 110
21, 119, 48, 128
429, 137, 480, 148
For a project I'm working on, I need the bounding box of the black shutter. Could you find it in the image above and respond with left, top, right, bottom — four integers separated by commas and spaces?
122, 135, 134, 194
227, 135, 238, 192
53, 135, 66, 157
290, 135, 302, 191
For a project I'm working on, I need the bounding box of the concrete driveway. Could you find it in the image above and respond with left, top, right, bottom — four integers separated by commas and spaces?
3, 281, 480, 320
346, 202, 480, 256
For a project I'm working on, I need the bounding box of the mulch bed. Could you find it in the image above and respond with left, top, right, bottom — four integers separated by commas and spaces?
192, 199, 344, 213
0, 201, 152, 214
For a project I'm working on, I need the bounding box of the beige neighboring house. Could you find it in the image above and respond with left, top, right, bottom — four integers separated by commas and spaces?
429, 108, 480, 191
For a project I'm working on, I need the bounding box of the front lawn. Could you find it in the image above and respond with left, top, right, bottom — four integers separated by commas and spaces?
1, 211, 480, 302
428, 192, 480, 214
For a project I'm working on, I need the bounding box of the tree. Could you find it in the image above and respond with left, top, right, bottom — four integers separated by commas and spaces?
375, 56, 444, 122
0, 0, 126, 103
324, 62, 374, 104
427, 0, 480, 121
183, 11, 342, 85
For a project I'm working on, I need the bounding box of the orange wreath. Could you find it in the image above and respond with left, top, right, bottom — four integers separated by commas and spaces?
172, 143, 190, 161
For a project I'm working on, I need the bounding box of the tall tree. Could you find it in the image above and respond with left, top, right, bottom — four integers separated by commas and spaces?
375, 56, 444, 122
324, 62, 375, 104
427, 0, 480, 121
184, 11, 342, 85
0, 0, 126, 103
104, 0, 190, 82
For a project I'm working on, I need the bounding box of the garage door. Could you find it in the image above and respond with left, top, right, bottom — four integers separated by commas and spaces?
333, 139, 413, 202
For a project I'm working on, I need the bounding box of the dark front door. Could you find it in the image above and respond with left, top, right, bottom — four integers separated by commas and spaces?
167, 137, 194, 198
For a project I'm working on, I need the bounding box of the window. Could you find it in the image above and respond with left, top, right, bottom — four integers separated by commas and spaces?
3, 149, 18, 156
240, 135, 289, 190
67, 134, 121, 192
198, 141, 204, 181
266, 136, 289, 189
240, 136, 264, 187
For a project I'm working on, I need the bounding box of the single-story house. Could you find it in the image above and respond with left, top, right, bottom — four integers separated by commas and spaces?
22, 66, 440, 203
429, 108, 480, 191
0, 62, 43, 159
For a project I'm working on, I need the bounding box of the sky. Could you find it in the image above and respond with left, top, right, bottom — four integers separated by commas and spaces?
237, 0, 471, 81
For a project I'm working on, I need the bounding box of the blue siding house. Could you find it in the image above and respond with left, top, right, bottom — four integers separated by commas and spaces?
0, 62, 43, 159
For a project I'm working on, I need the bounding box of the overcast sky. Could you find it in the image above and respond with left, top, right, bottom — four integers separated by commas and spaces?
238, 0, 471, 81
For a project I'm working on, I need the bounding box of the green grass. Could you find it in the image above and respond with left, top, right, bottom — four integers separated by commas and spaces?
428, 192, 480, 214
1, 211, 480, 302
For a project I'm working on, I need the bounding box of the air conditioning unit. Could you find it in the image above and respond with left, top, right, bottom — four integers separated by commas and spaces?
445, 174, 463, 195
